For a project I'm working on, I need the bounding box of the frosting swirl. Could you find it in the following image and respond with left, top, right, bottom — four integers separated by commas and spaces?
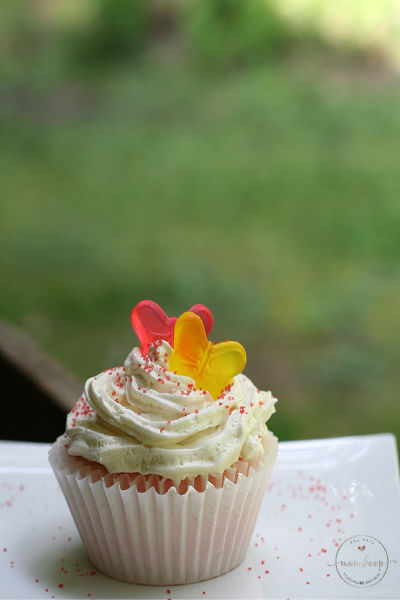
66, 341, 277, 480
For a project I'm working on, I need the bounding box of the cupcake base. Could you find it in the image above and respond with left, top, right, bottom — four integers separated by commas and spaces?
49, 434, 278, 585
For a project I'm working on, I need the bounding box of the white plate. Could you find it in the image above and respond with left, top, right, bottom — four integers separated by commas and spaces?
1, 434, 399, 599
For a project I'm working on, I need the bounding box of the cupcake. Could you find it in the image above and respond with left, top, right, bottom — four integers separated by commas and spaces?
49, 301, 278, 585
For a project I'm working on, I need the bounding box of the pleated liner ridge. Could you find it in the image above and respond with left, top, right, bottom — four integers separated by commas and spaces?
49, 434, 278, 585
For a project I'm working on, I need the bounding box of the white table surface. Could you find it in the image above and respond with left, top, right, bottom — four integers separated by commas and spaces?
1, 434, 399, 599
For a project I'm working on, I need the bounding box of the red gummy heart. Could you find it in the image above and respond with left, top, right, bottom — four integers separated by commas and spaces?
131, 300, 213, 354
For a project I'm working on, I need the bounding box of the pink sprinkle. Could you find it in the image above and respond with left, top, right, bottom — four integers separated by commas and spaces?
35, 579, 39, 583
321, 548, 327, 553
261, 560, 265, 565
3, 548, 6, 552
299, 567, 303, 572
298, 526, 302, 532
265, 570, 269, 574
247, 566, 252, 571
326, 573, 330, 577
58, 584, 64, 588
306, 581, 310, 585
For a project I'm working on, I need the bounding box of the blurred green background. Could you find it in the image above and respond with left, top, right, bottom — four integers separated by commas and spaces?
1, 0, 400, 443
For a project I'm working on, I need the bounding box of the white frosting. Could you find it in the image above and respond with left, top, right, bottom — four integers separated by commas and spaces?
66, 341, 277, 480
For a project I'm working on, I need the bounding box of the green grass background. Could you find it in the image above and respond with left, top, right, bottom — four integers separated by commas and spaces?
1, 5, 400, 443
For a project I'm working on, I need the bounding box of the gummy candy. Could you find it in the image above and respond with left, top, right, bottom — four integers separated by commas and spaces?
169, 312, 246, 399
131, 300, 213, 354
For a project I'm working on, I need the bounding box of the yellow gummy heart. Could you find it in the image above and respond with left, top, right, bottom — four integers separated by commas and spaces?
169, 312, 246, 399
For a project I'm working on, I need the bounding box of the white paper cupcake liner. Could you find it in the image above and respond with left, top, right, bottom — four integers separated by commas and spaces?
49, 434, 278, 585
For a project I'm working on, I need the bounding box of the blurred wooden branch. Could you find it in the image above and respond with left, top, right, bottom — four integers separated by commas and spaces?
0, 319, 81, 413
